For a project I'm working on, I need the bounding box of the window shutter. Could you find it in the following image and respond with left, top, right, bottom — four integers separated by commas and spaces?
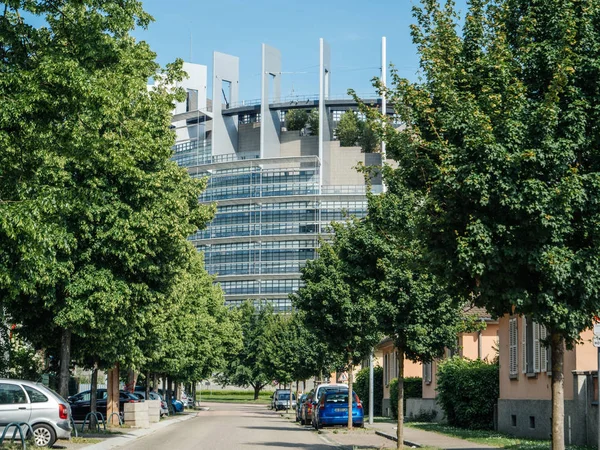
533, 322, 541, 373
540, 325, 547, 372
424, 362, 432, 384
384, 354, 388, 385
509, 318, 517, 376
522, 316, 527, 373
547, 337, 552, 373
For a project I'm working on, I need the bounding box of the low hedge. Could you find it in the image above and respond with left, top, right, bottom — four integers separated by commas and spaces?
389, 377, 422, 419
353, 366, 383, 415
436, 357, 499, 430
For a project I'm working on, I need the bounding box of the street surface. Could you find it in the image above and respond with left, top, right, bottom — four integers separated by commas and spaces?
122, 402, 339, 450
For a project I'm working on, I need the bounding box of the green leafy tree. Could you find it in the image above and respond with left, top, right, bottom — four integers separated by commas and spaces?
313, 188, 463, 446
356, 0, 600, 447
293, 227, 382, 429
0, 0, 214, 397
307, 109, 319, 136
285, 109, 309, 131
143, 249, 241, 388
261, 311, 339, 403
336, 110, 361, 146
358, 121, 378, 153
219, 302, 276, 400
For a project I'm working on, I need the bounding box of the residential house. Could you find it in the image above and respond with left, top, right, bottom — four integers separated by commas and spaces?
497, 315, 597, 445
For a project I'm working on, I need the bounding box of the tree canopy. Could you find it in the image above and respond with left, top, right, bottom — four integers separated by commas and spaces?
356, 0, 600, 447
0, 0, 217, 396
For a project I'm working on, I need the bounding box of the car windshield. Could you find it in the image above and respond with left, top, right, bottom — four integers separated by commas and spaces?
325, 391, 357, 403
278, 393, 290, 400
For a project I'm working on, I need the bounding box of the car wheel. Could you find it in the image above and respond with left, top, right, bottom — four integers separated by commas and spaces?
32, 423, 56, 448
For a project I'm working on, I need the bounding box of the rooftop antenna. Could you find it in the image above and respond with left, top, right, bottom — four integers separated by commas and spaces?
189, 29, 192, 62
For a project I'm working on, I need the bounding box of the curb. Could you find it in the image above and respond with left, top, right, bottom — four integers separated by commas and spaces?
374, 430, 421, 448
80, 413, 196, 449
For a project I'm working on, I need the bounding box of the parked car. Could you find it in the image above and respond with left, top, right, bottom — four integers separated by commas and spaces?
134, 389, 169, 417
310, 383, 347, 426
68, 389, 140, 421
0, 379, 71, 447
273, 390, 296, 411
300, 391, 314, 425
171, 398, 184, 413
295, 393, 308, 422
313, 389, 364, 429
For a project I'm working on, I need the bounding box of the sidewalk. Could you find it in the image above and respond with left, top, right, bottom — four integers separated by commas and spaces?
368, 421, 495, 449
80, 412, 196, 450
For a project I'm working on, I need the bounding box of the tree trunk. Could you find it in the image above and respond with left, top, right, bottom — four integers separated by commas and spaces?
551, 333, 565, 450
89, 361, 98, 429
348, 363, 353, 429
253, 384, 261, 400
152, 373, 158, 392
295, 380, 299, 415
192, 381, 197, 408
126, 370, 138, 392
58, 328, 71, 399
396, 348, 405, 450
145, 371, 150, 399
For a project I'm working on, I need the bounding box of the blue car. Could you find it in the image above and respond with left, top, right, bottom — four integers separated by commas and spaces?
171, 398, 184, 413
314, 389, 364, 429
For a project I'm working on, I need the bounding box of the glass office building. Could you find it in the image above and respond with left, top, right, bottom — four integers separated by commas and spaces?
169, 42, 388, 312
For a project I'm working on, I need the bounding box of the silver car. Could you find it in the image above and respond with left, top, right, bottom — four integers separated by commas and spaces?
0, 379, 71, 447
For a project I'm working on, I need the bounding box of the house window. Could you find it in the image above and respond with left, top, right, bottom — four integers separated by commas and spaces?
423, 362, 432, 385
383, 354, 389, 386
521, 316, 550, 375
509, 317, 518, 377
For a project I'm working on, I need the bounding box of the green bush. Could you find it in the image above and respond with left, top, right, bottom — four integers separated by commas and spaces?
436, 357, 499, 430
390, 377, 422, 419
353, 366, 383, 415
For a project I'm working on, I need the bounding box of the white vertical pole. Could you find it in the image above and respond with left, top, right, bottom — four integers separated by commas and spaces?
381, 36, 387, 193
597, 346, 599, 450
369, 351, 374, 424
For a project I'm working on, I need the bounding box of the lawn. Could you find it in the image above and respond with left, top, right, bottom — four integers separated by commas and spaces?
405, 422, 594, 450
196, 390, 272, 404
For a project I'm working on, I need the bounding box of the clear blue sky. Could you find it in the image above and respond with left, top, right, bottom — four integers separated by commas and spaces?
135, 0, 468, 102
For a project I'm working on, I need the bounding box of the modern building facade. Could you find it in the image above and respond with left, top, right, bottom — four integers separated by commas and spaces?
168, 39, 391, 312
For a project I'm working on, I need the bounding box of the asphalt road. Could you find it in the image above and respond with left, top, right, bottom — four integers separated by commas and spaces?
121, 402, 340, 450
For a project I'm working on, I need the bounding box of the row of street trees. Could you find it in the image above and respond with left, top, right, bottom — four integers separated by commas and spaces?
219, 302, 343, 400
0, 0, 240, 400
296, 0, 600, 449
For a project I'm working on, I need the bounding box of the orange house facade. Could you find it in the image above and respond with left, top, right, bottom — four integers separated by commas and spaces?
497, 315, 598, 445
376, 338, 422, 416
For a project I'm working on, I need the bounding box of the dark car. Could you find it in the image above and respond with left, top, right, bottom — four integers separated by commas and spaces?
295, 393, 308, 422
68, 389, 140, 421
300, 391, 314, 425
313, 389, 364, 429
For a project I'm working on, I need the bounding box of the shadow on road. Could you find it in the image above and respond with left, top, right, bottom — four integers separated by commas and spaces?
244, 425, 305, 432
249, 442, 336, 449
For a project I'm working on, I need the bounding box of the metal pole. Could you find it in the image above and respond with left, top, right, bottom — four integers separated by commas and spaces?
597, 346, 599, 450
381, 37, 387, 193
369, 351, 374, 425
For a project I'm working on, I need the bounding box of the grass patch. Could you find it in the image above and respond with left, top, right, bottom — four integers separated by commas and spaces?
196, 390, 272, 404
406, 423, 593, 450
71, 436, 103, 444
371, 416, 396, 424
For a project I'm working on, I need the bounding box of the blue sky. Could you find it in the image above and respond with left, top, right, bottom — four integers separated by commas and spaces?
136, 0, 468, 101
